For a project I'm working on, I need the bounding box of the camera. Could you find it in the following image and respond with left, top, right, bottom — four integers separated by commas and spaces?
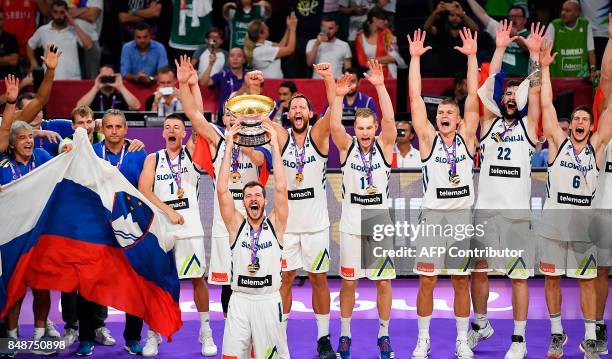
100, 75, 115, 84
397, 128, 407, 136
208, 39, 217, 48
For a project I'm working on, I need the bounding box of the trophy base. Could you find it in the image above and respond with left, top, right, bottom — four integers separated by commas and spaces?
235, 133, 270, 147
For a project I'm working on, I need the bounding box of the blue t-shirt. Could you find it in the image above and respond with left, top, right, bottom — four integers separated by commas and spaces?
37, 119, 74, 156
211, 69, 244, 115
93, 141, 146, 187
322, 92, 379, 122
0, 148, 52, 185
120, 40, 169, 78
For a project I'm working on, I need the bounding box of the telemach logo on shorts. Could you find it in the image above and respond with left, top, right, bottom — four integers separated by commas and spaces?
164, 198, 189, 210
436, 185, 470, 199
288, 188, 314, 200
489, 165, 521, 178
238, 274, 273, 288
557, 192, 592, 206
350, 193, 383, 205
230, 190, 243, 200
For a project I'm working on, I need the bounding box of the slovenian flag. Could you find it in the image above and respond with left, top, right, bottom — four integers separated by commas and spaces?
477, 69, 532, 118
0, 129, 182, 339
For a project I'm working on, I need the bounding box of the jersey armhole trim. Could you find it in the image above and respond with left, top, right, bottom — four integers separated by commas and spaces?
519, 117, 537, 148
548, 137, 569, 167
266, 217, 283, 249
309, 130, 328, 159
457, 132, 475, 161
230, 219, 247, 251
212, 136, 224, 163
340, 138, 356, 168
375, 138, 392, 168
281, 130, 290, 156
479, 117, 501, 142
184, 147, 206, 174
421, 134, 438, 163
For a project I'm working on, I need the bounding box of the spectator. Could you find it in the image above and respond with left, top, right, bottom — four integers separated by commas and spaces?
306, 15, 352, 78
244, 13, 298, 79
66, 0, 104, 79
58, 105, 104, 154
373, 0, 396, 26
0, 8, 19, 79
76, 65, 141, 111
3, 0, 47, 58
27, 1, 93, 80
580, 0, 610, 69
118, 0, 162, 38
467, 0, 531, 76
546, 0, 597, 79
354, 6, 403, 79
120, 22, 168, 86
195, 27, 228, 78
484, 0, 528, 19
322, 67, 378, 122
338, 0, 370, 42
145, 67, 182, 116
169, 0, 213, 58
200, 48, 246, 117
16, 93, 73, 157
270, 80, 296, 125
424, 1, 479, 77
441, 73, 467, 113
393, 121, 420, 168
223, 0, 271, 49
532, 118, 570, 167
285, 0, 325, 78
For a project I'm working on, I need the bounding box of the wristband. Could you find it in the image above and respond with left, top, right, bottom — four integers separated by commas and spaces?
590, 65, 597, 71
6, 99, 16, 105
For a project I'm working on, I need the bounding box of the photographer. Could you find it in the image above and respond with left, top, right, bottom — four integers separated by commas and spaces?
145, 67, 183, 116
76, 65, 142, 111
306, 15, 352, 79
194, 27, 228, 78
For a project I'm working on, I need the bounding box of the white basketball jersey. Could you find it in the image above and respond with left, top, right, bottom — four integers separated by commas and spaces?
212, 125, 261, 237
476, 117, 535, 215
230, 217, 282, 295
594, 140, 612, 209
544, 138, 599, 209
154, 146, 204, 238
421, 133, 474, 210
281, 127, 330, 233
339, 137, 391, 235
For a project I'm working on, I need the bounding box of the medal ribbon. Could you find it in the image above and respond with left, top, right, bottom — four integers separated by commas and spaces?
570, 143, 591, 184
290, 131, 307, 176
230, 145, 240, 174
102, 142, 126, 170
249, 221, 264, 264
441, 135, 457, 175
165, 148, 183, 191
358, 142, 374, 185
498, 119, 518, 140
9, 155, 36, 180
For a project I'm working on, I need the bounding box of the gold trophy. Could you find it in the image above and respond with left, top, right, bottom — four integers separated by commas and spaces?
225, 95, 275, 147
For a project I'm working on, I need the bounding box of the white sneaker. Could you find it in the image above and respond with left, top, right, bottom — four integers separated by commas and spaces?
45, 319, 61, 338
505, 335, 527, 359
467, 321, 494, 349
94, 326, 116, 346
30, 335, 59, 355
455, 339, 474, 359
199, 331, 217, 356
412, 337, 431, 359
142, 330, 162, 357
63, 328, 78, 347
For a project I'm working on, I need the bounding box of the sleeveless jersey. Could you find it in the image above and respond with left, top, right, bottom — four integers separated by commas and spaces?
212, 126, 261, 237
550, 18, 590, 77
476, 117, 535, 216
421, 133, 474, 210
281, 127, 330, 233
593, 140, 611, 209
339, 137, 391, 235
544, 138, 599, 209
154, 146, 204, 238
230, 217, 282, 295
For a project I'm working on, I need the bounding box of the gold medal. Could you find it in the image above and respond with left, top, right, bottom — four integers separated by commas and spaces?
231, 171, 241, 183
247, 261, 260, 274
366, 184, 378, 195
494, 132, 503, 143
295, 172, 304, 184
449, 174, 460, 185
177, 187, 185, 199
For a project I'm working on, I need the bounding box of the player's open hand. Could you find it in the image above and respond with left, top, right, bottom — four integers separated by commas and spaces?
454, 27, 478, 56
525, 22, 546, 55
261, 121, 277, 148
539, 39, 557, 68
364, 59, 385, 86
4, 75, 19, 103
335, 73, 352, 97
408, 29, 432, 57
41, 44, 61, 70
174, 55, 192, 84
495, 20, 517, 49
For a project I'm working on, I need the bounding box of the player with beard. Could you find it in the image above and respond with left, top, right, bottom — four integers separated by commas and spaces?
217, 122, 289, 359
467, 21, 545, 358
177, 57, 267, 318
138, 113, 217, 357
329, 59, 397, 358
538, 39, 612, 359
262, 63, 336, 358
409, 28, 480, 359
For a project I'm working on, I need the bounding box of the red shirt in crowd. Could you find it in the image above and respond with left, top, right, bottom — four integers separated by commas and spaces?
3, 0, 38, 56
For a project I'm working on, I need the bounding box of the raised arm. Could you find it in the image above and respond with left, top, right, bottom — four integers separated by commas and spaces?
592, 19, 612, 148
363, 59, 396, 149
452, 2, 479, 32
423, 3, 444, 35
275, 13, 297, 59
540, 40, 565, 150
466, 0, 491, 27
217, 124, 244, 236
0, 75, 19, 152
262, 122, 288, 234
524, 22, 546, 142
329, 74, 353, 154
455, 28, 479, 144
67, 12, 93, 50
16, 45, 59, 123
176, 56, 219, 145
408, 29, 436, 144
138, 154, 184, 225
198, 52, 216, 87
310, 63, 335, 153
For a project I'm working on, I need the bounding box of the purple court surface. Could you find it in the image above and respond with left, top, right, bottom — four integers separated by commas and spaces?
13, 278, 612, 358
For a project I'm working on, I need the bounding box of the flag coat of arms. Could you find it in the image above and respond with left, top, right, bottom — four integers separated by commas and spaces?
0, 128, 182, 339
